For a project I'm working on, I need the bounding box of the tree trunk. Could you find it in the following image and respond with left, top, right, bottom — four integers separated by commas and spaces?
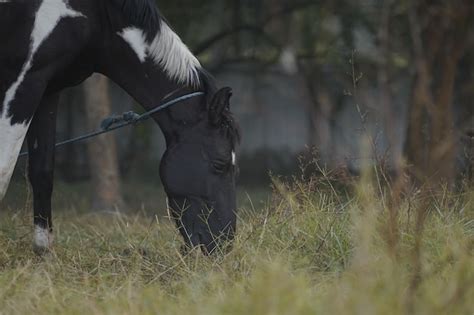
83, 74, 124, 211
377, 0, 402, 174
405, 1, 471, 185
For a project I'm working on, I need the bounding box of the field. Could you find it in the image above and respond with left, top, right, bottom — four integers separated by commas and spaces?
0, 172, 473, 315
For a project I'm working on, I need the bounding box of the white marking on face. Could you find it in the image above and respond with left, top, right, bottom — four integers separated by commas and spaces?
232, 151, 236, 166
33, 225, 53, 251
2, 0, 85, 117
0, 118, 29, 200
119, 27, 148, 62
119, 21, 201, 86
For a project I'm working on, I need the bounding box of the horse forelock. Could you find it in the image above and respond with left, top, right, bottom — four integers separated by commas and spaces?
222, 111, 241, 149
197, 71, 240, 148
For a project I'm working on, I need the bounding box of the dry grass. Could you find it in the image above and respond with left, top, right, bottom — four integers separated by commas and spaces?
0, 173, 472, 314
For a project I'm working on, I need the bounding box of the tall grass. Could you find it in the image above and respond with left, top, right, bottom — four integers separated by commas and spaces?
0, 169, 472, 314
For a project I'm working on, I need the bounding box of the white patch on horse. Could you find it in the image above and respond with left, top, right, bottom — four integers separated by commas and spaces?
119, 21, 201, 86
0, 0, 85, 201
119, 27, 148, 62
231, 151, 236, 166
0, 118, 29, 200
33, 225, 53, 251
2, 0, 85, 116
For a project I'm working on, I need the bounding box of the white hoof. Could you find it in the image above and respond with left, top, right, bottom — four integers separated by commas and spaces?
33, 226, 53, 255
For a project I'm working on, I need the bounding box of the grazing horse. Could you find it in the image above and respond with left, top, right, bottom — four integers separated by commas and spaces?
0, 0, 240, 254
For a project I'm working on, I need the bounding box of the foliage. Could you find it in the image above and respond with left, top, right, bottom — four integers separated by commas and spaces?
0, 171, 472, 314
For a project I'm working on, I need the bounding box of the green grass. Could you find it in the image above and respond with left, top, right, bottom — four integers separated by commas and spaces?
0, 175, 472, 314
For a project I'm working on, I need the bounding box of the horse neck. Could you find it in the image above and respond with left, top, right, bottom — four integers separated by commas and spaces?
94, 8, 207, 144
99, 56, 177, 106
98, 59, 205, 144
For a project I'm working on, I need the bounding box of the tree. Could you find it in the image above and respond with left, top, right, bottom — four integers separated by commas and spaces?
405, 0, 473, 185
83, 74, 124, 211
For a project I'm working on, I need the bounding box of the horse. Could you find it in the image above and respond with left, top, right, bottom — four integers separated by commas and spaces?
0, 0, 240, 254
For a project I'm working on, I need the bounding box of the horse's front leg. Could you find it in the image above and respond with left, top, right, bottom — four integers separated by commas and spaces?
27, 93, 59, 254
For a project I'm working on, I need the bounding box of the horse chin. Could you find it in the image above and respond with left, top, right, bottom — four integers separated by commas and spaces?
166, 195, 236, 254
197, 199, 237, 254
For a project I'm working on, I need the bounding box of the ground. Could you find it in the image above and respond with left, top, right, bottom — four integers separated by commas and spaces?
0, 175, 472, 315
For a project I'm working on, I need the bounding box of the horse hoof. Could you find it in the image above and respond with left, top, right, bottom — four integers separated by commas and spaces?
33, 226, 53, 255
33, 244, 51, 256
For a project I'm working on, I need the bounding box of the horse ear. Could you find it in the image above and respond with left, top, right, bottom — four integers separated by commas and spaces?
209, 87, 232, 126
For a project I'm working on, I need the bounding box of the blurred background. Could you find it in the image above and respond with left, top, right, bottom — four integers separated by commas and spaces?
7, 0, 474, 211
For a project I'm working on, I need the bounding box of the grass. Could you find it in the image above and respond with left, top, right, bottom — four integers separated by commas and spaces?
0, 172, 472, 314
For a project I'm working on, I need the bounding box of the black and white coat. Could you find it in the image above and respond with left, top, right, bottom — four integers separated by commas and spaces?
0, 0, 239, 254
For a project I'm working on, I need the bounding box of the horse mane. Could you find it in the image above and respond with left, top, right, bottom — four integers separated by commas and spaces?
111, 0, 162, 40
111, 0, 240, 146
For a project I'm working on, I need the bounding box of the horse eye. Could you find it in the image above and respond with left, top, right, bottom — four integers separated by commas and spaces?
212, 161, 228, 173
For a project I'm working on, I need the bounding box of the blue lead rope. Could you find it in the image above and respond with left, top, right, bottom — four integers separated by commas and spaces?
19, 91, 205, 158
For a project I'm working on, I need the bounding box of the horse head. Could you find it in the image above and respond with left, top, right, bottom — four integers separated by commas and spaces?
159, 87, 240, 253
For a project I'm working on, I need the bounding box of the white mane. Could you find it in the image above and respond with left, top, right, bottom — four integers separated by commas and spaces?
120, 21, 201, 87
